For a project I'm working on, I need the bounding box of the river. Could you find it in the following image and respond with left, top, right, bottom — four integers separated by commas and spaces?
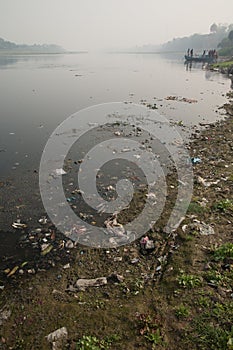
0, 52, 231, 177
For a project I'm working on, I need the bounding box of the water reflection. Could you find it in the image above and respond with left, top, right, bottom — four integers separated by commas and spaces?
185, 61, 209, 72
0, 55, 19, 68
185, 61, 192, 71
0, 52, 230, 177
0, 54, 63, 69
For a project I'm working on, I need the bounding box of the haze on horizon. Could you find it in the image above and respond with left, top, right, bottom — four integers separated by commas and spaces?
1, 0, 233, 51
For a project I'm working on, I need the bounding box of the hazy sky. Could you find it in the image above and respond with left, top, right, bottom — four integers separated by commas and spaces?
1, 0, 233, 50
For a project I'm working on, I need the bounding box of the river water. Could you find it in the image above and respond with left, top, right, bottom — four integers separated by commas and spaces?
0, 51, 232, 263
0, 52, 231, 178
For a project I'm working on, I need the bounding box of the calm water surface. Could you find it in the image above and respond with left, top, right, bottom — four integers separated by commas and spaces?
0, 52, 231, 177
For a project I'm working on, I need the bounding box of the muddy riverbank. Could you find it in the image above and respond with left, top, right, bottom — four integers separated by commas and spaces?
0, 92, 232, 349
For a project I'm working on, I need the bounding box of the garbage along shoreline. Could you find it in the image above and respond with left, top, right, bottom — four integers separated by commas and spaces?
210, 58, 233, 88
0, 93, 232, 349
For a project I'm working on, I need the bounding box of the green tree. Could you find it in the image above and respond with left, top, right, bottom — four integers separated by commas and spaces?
210, 23, 218, 33
228, 30, 233, 41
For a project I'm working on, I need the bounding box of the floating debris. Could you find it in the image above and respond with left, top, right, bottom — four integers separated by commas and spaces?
38, 216, 48, 225
199, 223, 215, 236
131, 258, 139, 264
65, 240, 74, 249
165, 96, 198, 103
107, 273, 124, 283
63, 263, 70, 269
12, 219, 27, 230
180, 97, 198, 103
145, 240, 155, 250
191, 157, 201, 165
105, 215, 126, 236
165, 96, 178, 101
54, 168, 67, 176
7, 266, 19, 277
114, 131, 121, 136
41, 244, 53, 256
197, 176, 220, 187
75, 277, 108, 291
114, 257, 123, 262
191, 221, 215, 236
0, 308, 11, 326
140, 236, 149, 248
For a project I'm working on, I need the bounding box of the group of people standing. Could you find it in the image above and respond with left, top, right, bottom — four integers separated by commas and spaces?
187, 48, 218, 59
187, 48, 193, 57
203, 49, 218, 59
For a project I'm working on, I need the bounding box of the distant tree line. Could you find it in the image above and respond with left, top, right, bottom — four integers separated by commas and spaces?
218, 29, 233, 57
160, 23, 233, 53
0, 37, 65, 53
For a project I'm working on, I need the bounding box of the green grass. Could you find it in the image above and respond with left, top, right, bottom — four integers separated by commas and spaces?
175, 304, 190, 319
193, 322, 232, 350
213, 243, 233, 261
75, 334, 121, 350
76, 336, 101, 350
135, 312, 164, 348
214, 199, 233, 212
204, 269, 233, 290
187, 202, 204, 214
191, 300, 233, 350
145, 329, 163, 347
211, 60, 233, 68
198, 296, 211, 308
178, 272, 202, 289
204, 270, 224, 285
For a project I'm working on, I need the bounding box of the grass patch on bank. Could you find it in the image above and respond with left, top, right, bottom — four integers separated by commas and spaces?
213, 243, 233, 261
211, 60, 233, 69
